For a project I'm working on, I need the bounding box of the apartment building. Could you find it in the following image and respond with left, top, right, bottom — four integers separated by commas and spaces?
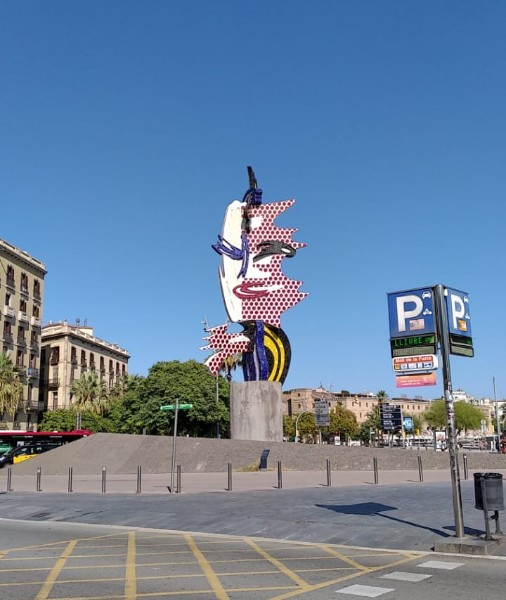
0, 239, 46, 430
40, 321, 130, 411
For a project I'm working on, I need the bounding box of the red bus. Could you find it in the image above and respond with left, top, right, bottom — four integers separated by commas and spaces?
0, 430, 92, 455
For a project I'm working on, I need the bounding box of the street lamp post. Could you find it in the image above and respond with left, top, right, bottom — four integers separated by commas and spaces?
493, 377, 501, 452
295, 412, 310, 443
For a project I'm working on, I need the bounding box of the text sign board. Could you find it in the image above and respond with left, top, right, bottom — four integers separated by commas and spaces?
392, 354, 438, 373
380, 403, 402, 431
314, 399, 330, 427
387, 288, 435, 339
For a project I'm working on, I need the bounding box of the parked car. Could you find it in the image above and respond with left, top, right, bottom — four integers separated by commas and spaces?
0, 443, 59, 468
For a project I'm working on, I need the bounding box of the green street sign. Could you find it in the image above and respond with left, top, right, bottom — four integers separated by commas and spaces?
160, 403, 193, 411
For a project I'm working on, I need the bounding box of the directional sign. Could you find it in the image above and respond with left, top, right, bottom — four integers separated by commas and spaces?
160, 404, 193, 411
403, 416, 414, 431
392, 354, 438, 373
314, 399, 330, 427
387, 288, 435, 339
380, 403, 402, 431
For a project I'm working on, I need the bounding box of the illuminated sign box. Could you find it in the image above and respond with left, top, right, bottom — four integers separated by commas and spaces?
390, 335, 437, 358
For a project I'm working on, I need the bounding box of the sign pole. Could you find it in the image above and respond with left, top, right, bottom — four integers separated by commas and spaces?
170, 398, 179, 493
434, 284, 465, 538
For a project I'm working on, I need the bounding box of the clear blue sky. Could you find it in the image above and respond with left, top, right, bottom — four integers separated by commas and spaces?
2, 1, 505, 400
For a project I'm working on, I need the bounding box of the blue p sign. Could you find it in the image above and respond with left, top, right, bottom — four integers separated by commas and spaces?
445, 288, 472, 336
388, 288, 436, 338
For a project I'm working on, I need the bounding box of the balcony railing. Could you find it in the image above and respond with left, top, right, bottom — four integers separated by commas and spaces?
17, 336, 27, 347
33, 290, 41, 301
20, 285, 29, 296
27, 367, 39, 378
30, 316, 41, 328
3, 332, 13, 344
18, 311, 29, 324
47, 378, 59, 387
6, 278, 15, 290
3, 305, 15, 318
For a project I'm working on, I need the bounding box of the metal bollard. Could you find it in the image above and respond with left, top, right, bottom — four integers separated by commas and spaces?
373, 457, 379, 484
326, 458, 332, 487
176, 465, 181, 494
101, 466, 106, 493
36, 467, 42, 492
227, 462, 232, 492
277, 460, 283, 489
463, 454, 468, 480
136, 465, 142, 494
68, 467, 73, 492
6, 466, 12, 492
418, 456, 424, 482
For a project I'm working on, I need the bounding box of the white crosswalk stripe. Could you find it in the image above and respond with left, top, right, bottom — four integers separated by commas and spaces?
335, 584, 395, 597
417, 560, 465, 570
380, 571, 432, 582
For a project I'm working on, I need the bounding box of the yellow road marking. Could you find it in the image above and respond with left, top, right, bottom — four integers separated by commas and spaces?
35, 539, 77, 600
184, 533, 230, 600
319, 545, 372, 570
245, 538, 310, 590
125, 531, 137, 600
269, 552, 420, 600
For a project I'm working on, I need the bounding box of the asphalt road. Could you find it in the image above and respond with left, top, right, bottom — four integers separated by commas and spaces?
1, 480, 506, 599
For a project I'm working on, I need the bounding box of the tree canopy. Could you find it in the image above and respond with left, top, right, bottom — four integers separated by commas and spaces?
0, 352, 23, 417
423, 398, 485, 434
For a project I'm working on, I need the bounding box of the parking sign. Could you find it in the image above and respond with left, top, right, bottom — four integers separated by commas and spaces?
387, 288, 435, 338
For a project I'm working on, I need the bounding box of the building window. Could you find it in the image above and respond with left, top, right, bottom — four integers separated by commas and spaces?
28, 383, 33, 403
52, 392, 58, 411
29, 353, 36, 368
20, 299, 27, 314
33, 279, 41, 300
6, 266, 15, 288
16, 350, 24, 367
20, 273, 28, 294
33, 304, 40, 318
81, 350, 87, 367
71, 347, 77, 364
30, 330, 38, 345
50, 347, 60, 365
90, 353, 95, 370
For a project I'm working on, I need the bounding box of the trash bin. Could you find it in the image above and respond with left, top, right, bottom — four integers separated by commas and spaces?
474, 472, 504, 511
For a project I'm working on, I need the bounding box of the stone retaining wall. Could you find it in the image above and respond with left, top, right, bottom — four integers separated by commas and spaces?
11, 433, 506, 476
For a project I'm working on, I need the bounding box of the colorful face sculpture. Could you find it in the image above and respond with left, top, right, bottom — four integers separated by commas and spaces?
202, 168, 307, 384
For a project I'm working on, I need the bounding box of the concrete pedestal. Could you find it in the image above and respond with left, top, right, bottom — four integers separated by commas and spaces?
230, 381, 283, 442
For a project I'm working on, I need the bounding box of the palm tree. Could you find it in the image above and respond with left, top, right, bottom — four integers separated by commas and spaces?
0, 352, 23, 418
70, 372, 109, 416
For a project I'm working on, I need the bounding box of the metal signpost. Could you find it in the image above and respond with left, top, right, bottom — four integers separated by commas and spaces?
160, 400, 193, 493
387, 284, 473, 539
314, 399, 330, 445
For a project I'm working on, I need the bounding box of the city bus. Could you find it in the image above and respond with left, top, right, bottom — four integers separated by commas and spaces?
0, 430, 93, 455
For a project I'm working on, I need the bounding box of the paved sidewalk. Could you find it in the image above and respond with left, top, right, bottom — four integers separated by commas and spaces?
1, 467, 499, 494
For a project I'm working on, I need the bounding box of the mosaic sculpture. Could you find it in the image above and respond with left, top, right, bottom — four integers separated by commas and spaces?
202, 168, 307, 384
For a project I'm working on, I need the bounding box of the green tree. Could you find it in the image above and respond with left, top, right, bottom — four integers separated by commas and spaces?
357, 405, 381, 445
423, 398, 484, 434
423, 398, 447, 430
295, 412, 318, 442
117, 360, 230, 437
328, 403, 358, 442
70, 372, 109, 415
455, 400, 484, 434
283, 414, 295, 440
39, 409, 114, 432
0, 352, 23, 418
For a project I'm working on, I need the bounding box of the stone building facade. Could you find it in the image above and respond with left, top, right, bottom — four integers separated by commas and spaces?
0, 239, 46, 430
40, 322, 130, 412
